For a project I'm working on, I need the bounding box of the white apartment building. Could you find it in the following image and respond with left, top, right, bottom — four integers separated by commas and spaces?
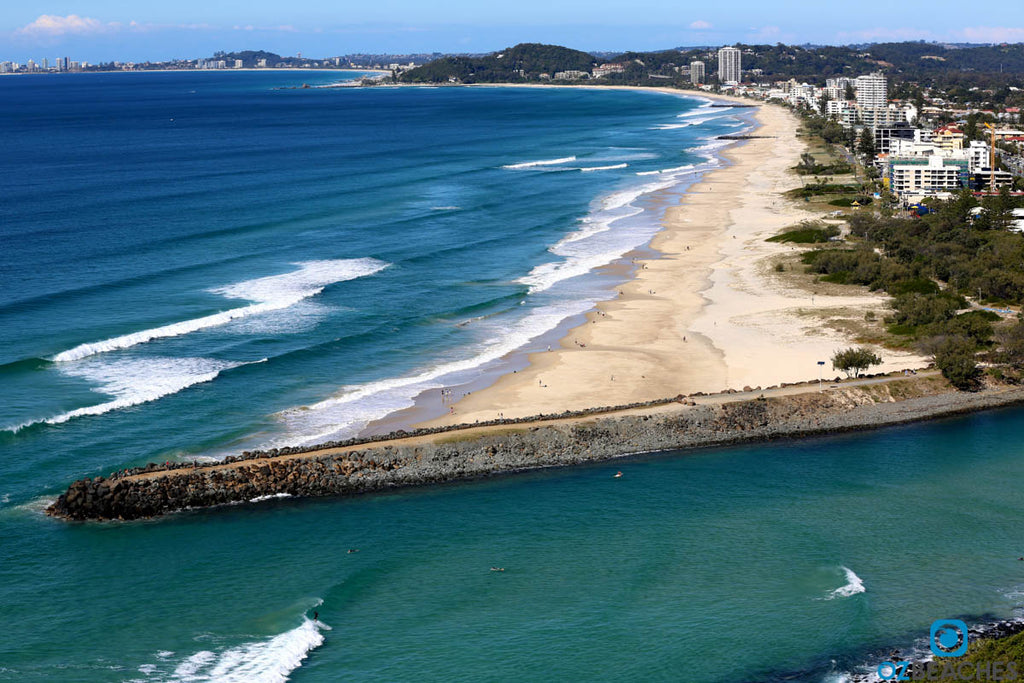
890, 155, 967, 197
967, 140, 991, 172
855, 72, 887, 109
717, 46, 741, 85
592, 63, 625, 78
690, 60, 705, 85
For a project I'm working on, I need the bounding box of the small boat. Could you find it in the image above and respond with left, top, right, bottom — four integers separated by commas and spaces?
614, 471, 623, 478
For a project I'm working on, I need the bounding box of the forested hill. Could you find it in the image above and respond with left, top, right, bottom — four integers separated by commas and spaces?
399, 43, 597, 83
398, 41, 1024, 88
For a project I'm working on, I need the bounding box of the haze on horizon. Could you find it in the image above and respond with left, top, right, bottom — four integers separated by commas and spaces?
3, 0, 1024, 64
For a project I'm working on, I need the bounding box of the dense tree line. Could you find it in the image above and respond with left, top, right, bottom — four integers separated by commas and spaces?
799, 191, 1024, 388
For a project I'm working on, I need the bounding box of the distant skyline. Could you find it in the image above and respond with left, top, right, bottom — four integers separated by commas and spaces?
3, 1, 1024, 63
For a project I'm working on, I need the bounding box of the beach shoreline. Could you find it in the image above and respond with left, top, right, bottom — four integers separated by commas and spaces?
403, 88, 923, 431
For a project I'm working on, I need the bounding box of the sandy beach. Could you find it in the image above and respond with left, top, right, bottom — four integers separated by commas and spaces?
420, 93, 925, 427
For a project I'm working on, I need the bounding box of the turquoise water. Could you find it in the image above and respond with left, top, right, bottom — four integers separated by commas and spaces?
4, 409, 1024, 680
2, 72, 1022, 681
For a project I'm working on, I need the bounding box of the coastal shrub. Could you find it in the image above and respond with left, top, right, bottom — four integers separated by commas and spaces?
821, 271, 849, 284
788, 183, 860, 199
828, 196, 873, 207
767, 223, 840, 244
803, 247, 910, 292
997, 319, 1024, 369
927, 311, 997, 346
887, 278, 940, 296
889, 292, 965, 328
831, 346, 882, 378
929, 335, 982, 391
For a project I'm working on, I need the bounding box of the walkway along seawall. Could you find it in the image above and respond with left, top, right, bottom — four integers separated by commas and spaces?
47, 376, 1024, 521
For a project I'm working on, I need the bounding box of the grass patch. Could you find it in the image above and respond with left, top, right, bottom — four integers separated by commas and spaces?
767, 222, 840, 244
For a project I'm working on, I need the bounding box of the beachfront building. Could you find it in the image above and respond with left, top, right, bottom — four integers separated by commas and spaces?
592, 63, 625, 78
890, 155, 968, 197
933, 125, 966, 153
967, 140, 992, 173
855, 72, 887, 109
690, 60, 705, 85
717, 47, 741, 85
853, 72, 889, 131
554, 70, 589, 80
874, 122, 917, 155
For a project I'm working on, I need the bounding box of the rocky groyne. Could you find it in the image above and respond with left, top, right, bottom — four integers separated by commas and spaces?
47, 377, 1024, 521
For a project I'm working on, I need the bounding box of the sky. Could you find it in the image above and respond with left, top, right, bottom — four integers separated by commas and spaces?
3, 1, 1024, 63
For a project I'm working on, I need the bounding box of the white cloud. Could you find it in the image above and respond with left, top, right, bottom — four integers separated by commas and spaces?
231, 24, 298, 33
16, 14, 108, 37
959, 26, 1024, 43
748, 25, 791, 42
835, 27, 936, 42
689, 20, 712, 30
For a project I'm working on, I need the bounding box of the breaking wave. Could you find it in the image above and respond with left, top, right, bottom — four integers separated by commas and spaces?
501, 156, 576, 170
52, 259, 388, 363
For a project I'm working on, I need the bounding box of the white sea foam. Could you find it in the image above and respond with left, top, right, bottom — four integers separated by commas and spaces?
826, 566, 866, 599
676, 102, 718, 117
636, 164, 695, 176
687, 139, 734, 156
52, 259, 388, 363
275, 298, 599, 445
518, 248, 627, 294
578, 163, 628, 172
652, 114, 724, 130
249, 493, 293, 503
501, 156, 576, 170
4, 357, 251, 432
152, 617, 325, 683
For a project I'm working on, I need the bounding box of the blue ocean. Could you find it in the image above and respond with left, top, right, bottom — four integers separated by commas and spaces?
1, 71, 1022, 682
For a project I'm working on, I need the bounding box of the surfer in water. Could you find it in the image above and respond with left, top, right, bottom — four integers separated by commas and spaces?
314, 611, 319, 622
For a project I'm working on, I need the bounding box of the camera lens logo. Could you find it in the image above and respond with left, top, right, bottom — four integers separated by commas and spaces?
930, 619, 968, 657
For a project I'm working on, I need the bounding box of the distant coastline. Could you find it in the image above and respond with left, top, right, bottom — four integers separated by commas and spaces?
0, 67, 388, 76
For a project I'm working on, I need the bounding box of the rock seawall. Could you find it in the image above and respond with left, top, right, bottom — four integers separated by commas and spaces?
47, 379, 1024, 521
